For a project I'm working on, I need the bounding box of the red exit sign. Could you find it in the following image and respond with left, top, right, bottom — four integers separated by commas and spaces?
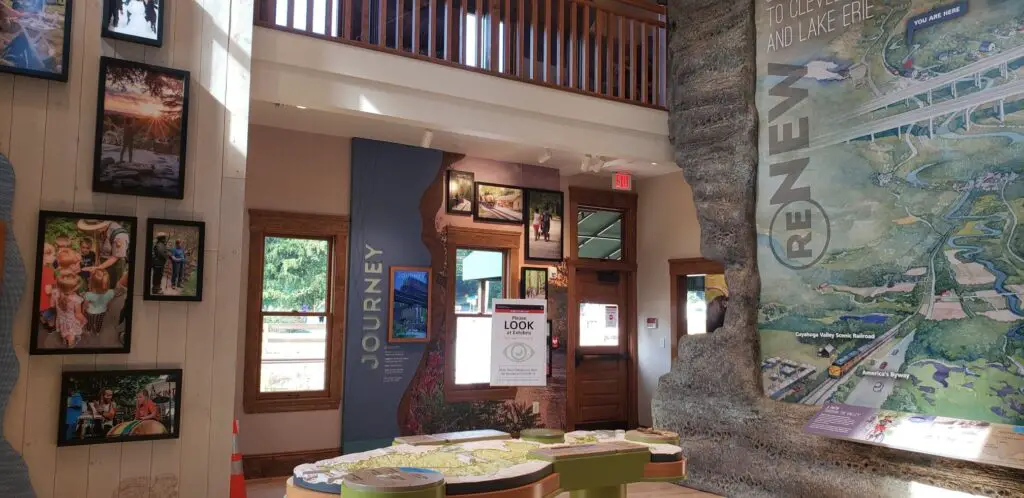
612, 172, 632, 191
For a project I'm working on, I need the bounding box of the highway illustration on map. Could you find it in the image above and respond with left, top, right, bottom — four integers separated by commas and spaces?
756, 0, 1024, 425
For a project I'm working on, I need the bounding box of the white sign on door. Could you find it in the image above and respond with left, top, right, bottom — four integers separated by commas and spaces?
604, 305, 619, 328
490, 299, 547, 387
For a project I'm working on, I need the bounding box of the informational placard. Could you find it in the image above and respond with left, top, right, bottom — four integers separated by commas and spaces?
806, 404, 1024, 470
755, 0, 1024, 428
604, 305, 619, 328
490, 299, 547, 386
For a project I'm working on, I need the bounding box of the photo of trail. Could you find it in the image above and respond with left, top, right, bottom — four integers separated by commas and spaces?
757, 0, 1024, 425
0, 0, 68, 76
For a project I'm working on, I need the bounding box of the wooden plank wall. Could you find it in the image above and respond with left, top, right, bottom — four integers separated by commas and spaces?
0, 0, 251, 495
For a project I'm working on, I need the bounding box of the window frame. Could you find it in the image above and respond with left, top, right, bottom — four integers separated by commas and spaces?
444, 226, 521, 402
243, 210, 349, 414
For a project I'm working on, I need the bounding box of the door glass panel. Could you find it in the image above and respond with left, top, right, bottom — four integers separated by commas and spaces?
579, 303, 620, 347
577, 209, 622, 260
686, 274, 727, 335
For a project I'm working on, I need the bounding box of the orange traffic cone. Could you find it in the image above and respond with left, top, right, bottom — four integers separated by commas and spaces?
230, 420, 247, 498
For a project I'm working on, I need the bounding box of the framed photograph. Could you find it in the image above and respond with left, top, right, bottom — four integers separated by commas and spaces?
446, 170, 474, 215
520, 267, 548, 300
102, 0, 164, 47
388, 266, 431, 343
94, 57, 190, 199
0, 0, 73, 81
473, 182, 524, 224
31, 211, 137, 355
58, 368, 182, 447
143, 218, 205, 301
524, 189, 564, 261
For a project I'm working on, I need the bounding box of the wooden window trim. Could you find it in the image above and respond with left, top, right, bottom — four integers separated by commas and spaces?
243, 210, 350, 414
444, 226, 521, 403
668, 257, 724, 360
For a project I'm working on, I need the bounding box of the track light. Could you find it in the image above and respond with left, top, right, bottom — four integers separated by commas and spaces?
420, 130, 433, 148
580, 154, 592, 172
538, 148, 552, 164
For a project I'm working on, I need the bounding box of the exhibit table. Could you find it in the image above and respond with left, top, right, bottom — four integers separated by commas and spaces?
286, 430, 686, 498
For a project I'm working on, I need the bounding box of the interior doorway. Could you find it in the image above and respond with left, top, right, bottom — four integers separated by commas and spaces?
566, 187, 638, 430
669, 258, 726, 360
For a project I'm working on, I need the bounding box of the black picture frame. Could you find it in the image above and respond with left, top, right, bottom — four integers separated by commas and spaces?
473, 182, 525, 224
524, 188, 564, 262
57, 368, 183, 447
143, 218, 206, 301
0, 0, 73, 81
30, 210, 137, 355
520, 267, 549, 300
101, 0, 165, 47
446, 170, 474, 215
547, 320, 552, 378
93, 57, 191, 200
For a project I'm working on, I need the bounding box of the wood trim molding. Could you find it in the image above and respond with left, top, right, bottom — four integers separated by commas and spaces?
243, 210, 350, 413
242, 447, 341, 479
668, 257, 724, 360
443, 226, 521, 402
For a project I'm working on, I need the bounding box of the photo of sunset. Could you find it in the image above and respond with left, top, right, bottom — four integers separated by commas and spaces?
93, 57, 190, 199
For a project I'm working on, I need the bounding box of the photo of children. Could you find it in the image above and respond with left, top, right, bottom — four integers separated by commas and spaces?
524, 189, 563, 261
93, 57, 190, 199
31, 211, 136, 354
58, 369, 182, 446
0, 0, 72, 81
143, 218, 205, 301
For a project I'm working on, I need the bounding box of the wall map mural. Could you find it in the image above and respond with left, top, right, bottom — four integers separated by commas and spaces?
756, 0, 1024, 426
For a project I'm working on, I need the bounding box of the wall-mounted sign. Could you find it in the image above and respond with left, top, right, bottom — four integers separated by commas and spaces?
645, 317, 658, 329
490, 299, 547, 387
612, 172, 632, 191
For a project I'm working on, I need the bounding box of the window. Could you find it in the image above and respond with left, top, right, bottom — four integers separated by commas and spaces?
244, 210, 349, 413
453, 248, 505, 384
577, 208, 623, 260
444, 227, 520, 402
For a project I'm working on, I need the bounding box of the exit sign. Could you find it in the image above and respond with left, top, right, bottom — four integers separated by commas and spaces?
612, 172, 632, 191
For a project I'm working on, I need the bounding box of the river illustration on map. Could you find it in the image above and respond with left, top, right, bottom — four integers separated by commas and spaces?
756, 0, 1024, 425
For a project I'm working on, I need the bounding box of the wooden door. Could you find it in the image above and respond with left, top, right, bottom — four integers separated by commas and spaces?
572, 268, 629, 429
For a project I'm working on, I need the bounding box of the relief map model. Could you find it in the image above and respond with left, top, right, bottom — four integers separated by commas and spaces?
756, 0, 1024, 425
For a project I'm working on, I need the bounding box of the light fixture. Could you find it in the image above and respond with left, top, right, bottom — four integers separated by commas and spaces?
538, 148, 552, 164
580, 154, 592, 172
420, 130, 434, 148
296, 105, 307, 110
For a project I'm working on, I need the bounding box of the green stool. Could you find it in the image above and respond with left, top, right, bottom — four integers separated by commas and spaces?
520, 428, 565, 444
341, 468, 445, 498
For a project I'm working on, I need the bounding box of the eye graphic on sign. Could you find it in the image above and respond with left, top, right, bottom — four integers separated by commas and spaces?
503, 342, 535, 363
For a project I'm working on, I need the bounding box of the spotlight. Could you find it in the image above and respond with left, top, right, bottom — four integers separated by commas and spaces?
296, 105, 307, 110
420, 130, 434, 148
538, 148, 552, 164
580, 154, 592, 172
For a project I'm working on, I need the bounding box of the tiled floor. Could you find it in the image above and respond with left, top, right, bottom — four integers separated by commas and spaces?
246, 478, 720, 498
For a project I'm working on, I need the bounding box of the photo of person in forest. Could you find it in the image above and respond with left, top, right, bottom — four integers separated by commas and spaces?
143, 218, 205, 301
93, 57, 190, 199
30, 211, 136, 355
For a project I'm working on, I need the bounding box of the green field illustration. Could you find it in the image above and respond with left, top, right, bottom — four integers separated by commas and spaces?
756, 0, 1024, 425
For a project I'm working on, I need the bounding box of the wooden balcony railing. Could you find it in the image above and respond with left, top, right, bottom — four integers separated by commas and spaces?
254, 0, 667, 109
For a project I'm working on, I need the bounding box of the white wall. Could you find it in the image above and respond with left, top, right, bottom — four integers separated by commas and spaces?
1, 0, 251, 496
635, 172, 701, 426
236, 125, 351, 456
250, 27, 673, 168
